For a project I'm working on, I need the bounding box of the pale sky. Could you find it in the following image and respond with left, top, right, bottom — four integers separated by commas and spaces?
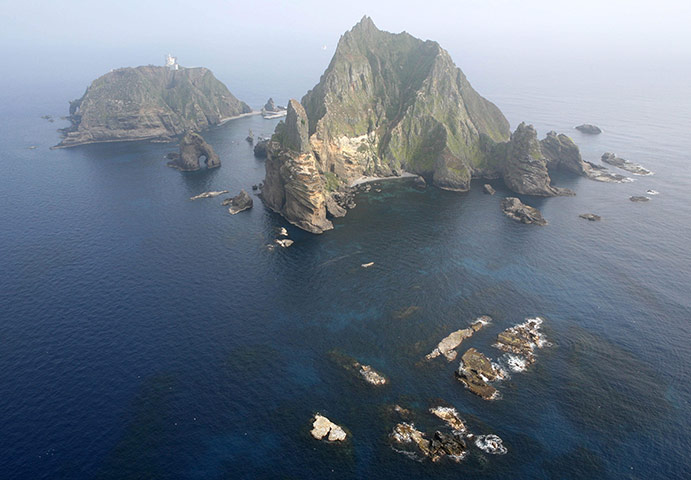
1, 0, 688, 104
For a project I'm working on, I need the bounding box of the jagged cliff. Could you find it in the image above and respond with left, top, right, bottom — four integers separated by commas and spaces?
261, 100, 333, 234
55, 65, 251, 148
262, 17, 607, 233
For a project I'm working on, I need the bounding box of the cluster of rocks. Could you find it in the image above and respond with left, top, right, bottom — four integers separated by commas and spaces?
389, 405, 507, 462
601, 152, 653, 176
425, 316, 490, 362
310, 414, 347, 442
501, 197, 548, 225
494, 317, 547, 365
453, 318, 548, 400
391, 423, 467, 462
269, 227, 293, 249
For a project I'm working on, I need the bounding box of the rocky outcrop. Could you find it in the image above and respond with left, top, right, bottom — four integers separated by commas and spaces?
253, 139, 269, 158
190, 190, 228, 200
501, 197, 547, 225
263, 98, 279, 112
540, 131, 589, 176
222, 190, 253, 214
483, 184, 496, 195
429, 406, 466, 432
354, 362, 387, 385
630, 196, 650, 202
261, 100, 333, 234
499, 123, 574, 196
494, 317, 546, 365
579, 213, 601, 221
55, 65, 250, 148
575, 124, 602, 134
601, 152, 653, 175
391, 423, 467, 462
167, 132, 220, 171
311, 414, 347, 442
426, 316, 490, 362
455, 348, 504, 400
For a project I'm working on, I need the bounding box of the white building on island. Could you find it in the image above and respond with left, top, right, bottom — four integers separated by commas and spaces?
165, 54, 179, 70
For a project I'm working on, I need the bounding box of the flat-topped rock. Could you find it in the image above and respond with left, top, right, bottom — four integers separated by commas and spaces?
501, 197, 547, 225
190, 190, 228, 200
483, 184, 496, 195
426, 316, 490, 361
630, 195, 650, 202
456, 348, 503, 400
430, 406, 466, 432
602, 152, 653, 175
579, 213, 602, 221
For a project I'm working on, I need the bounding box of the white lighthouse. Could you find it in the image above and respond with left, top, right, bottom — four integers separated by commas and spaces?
165, 54, 179, 70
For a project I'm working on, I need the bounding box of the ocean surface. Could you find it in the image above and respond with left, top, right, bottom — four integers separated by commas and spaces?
1, 58, 690, 479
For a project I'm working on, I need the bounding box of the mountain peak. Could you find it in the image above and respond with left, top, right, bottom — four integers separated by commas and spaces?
351, 15, 378, 34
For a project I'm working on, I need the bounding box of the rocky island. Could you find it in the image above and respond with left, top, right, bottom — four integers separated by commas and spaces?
260, 17, 626, 233
54, 61, 251, 148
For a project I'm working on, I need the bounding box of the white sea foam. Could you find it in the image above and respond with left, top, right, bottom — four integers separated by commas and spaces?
475, 434, 507, 455
505, 354, 529, 372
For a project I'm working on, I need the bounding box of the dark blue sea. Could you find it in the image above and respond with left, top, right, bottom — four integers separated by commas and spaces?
1, 59, 690, 479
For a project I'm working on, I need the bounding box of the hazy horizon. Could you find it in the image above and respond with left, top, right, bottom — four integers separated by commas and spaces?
1, 0, 689, 111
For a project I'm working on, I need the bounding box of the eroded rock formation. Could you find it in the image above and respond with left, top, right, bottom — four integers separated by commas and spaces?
261, 100, 333, 233
167, 132, 221, 171
501, 197, 548, 225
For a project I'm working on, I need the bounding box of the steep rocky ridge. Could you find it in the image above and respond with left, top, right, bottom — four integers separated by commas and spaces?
302, 16, 510, 190
55, 65, 251, 148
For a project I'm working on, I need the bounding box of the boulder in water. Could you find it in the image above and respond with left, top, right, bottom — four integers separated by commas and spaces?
575, 124, 602, 134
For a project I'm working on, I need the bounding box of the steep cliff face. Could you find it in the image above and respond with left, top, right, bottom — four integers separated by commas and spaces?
498, 123, 574, 196
262, 17, 599, 233
261, 100, 333, 234
302, 16, 510, 191
55, 66, 251, 148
